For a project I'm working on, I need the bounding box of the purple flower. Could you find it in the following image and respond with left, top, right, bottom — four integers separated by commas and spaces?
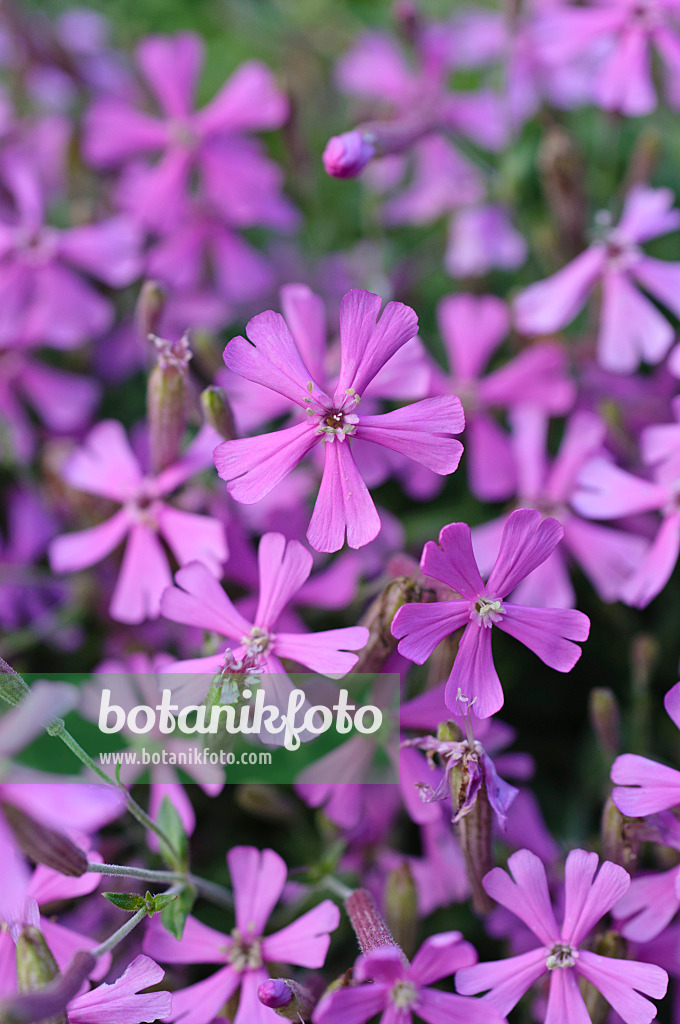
160, 532, 368, 678
572, 396, 680, 607
143, 846, 340, 1024
611, 680, 680, 817
429, 293, 574, 501
536, 0, 680, 117
456, 848, 668, 1024
392, 509, 590, 718
83, 32, 290, 232
445, 204, 528, 279
215, 288, 464, 552
313, 933, 506, 1024
515, 185, 680, 373
472, 409, 649, 607
67, 955, 172, 1024
0, 151, 141, 349
49, 421, 227, 624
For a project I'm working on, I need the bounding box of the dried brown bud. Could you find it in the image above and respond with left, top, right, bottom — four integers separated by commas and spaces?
2, 802, 88, 876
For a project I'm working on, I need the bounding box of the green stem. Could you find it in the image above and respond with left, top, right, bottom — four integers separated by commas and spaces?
323, 876, 354, 901
87, 863, 233, 908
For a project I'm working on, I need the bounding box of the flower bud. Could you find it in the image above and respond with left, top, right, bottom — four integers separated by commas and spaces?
449, 761, 494, 914
200, 386, 237, 441
146, 332, 192, 473
135, 280, 166, 338
0, 657, 30, 707
355, 577, 423, 672
1, 951, 95, 1024
257, 979, 317, 1020
323, 131, 376, 178
2, 802, 88, 877
600, 795, 639, 871
589, 687, 620, 755
384, 862, 418, 958
15, 927, 64, 1024
344, 888, 407, 963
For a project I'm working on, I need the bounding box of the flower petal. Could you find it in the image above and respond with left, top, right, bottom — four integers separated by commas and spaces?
160, 560, 252, 639
486, 509, 563, 598
254, 533, 312, 628
307, 439, 381, 552
421, 522, 484, 599
611, 753, 680, 816
409, 932, 476, 987
392, 600, 470, 665
354, 396, 464, 475
514, 246, 604, 335
484, 849, 560, 946
576, 950, 668, 1024
455, 947, 547, 1016
215, 421, 319, 504
561, 849, 630, 947
335, 289, 418, 400
446, 622, 503, 719
262, 899, 339, 967
49, 509, 131, 573
109, 524, 172, 623
228, 846, 287, 936
497, 603, 589, 672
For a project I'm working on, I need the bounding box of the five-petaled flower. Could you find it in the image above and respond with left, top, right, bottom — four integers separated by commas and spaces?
392, 508, 590, 718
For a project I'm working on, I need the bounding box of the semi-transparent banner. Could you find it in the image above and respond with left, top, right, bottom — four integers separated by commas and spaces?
9, 672, 401, 786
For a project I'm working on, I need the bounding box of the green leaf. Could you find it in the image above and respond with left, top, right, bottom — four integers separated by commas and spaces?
160, 884, 196, 940
103, 892, 146, 913
149, 892, 179, 914
156, 796, 189, 871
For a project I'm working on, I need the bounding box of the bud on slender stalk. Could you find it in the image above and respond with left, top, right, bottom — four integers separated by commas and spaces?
146, 332, 192, 474
600, 795, 639, 871
354, 577, 422, 673
200, 386, 237, 441
344, 888, 408, 963
589, 687, 621, 755
323, 114, 437, 179
384, 862, 418, 958
135, 280, 166, 339
1, 951, 95, 1024
2, 802, 88, 876
257, 979, 318, 1020
447, 746, 494, 915
630, 634, 658, 755
15, 928, 64, 1024
0, 656, 30, 707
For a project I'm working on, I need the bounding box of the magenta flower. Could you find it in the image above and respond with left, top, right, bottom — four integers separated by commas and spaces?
49, 421, 227, 624
515, 185, 680, 373
83, 32, 290, 231
536, 0, 680, 117
572, 396, 680, 607
472, 409, 649, 607
455, 848, 668, 1024
0, 151, 141, 349
160, 532, 368, 677
392, 509, 590, 718
445, 204, 528, 279
144, 846, 340, 1024
215, 288, 464, 552
429, 293, 574, 501
611, 680, 680, 817
67, 955, 172, 1024
313, 933, 506, 1024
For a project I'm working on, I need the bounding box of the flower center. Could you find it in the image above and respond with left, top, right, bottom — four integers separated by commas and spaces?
470, 596, 505, 628
390, 980, 418, 1008
302, 381, 361, 443
546, 943, 577, 970
226, 929, 263, 972
241, 626, 273, 657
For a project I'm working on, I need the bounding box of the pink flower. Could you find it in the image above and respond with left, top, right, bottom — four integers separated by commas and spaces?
456, 848, 668, 1024
611, 680, 680, 817
67, 955, 172, 1024
429, 293, 574, 501
313, 933, 506, 1024
49, 421, 227, 624
445, 204, 528, 279
0, 151, 141, 349
143, 846, 340, 1024
215, 288, 464, 552
391, 509, 590, 718
572, 396, 680, 607
472, 408, 649, 607
83, 32, 290, 232
160, 532, 368, 678
515, 185, 680, 373
536, 0, 680, 117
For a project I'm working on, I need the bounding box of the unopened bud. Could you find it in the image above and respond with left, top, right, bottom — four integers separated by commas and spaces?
600, 795, 639, 871
236, 784, 298, 821
344, 888, 407, 963
538, 126, 586, 257
323, 131, 376, 178
135, 280, 166, 338
146, 332, 192, 473
16, 928, 59, 993
200, 386, 236, 441
589, 688, 621, 755
257, 979, 317, 1020
449, 764, 494, 915
384, 862, 418, 957
355, 577, 422, 672
2, 802, 88, 876
0, 657, 30, 707
1, 951, 95, 1024
630, 634, 658, 754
